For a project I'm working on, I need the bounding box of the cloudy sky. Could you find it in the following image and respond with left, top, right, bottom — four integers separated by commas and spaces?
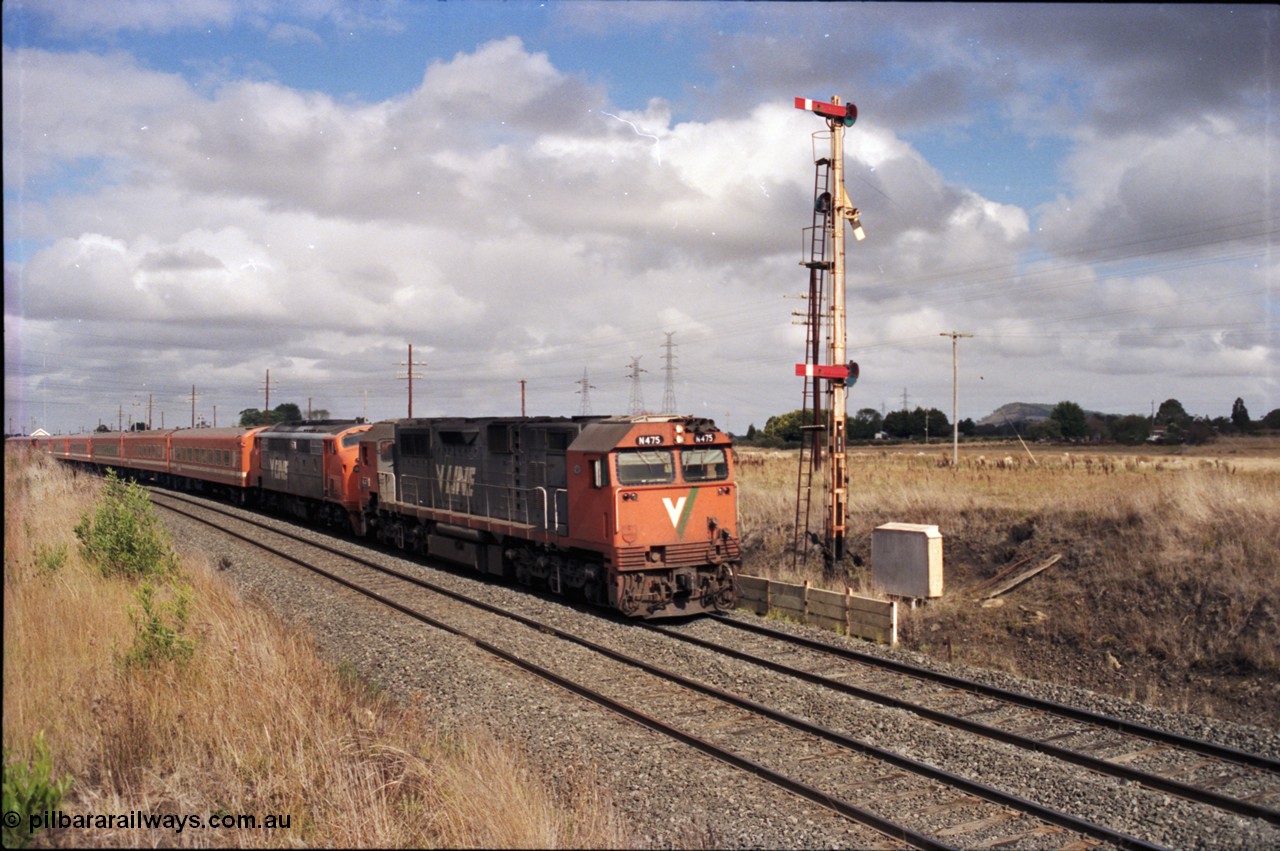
4, 2, 1277, 435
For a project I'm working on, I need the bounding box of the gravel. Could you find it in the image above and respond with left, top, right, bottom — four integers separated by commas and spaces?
160, 498, 1280, 849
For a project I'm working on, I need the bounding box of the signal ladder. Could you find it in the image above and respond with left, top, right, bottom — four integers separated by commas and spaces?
793, 155, 834, 570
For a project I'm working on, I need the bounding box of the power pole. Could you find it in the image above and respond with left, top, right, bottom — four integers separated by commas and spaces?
398, 344, 428, 418
795, 95, 864, 571
626, 356, 647, 416
519, 380, 527, 417
661, 331, 678, 413
262, 369, 271, 425
940, 331, 973, 465
575, 368, 597, 416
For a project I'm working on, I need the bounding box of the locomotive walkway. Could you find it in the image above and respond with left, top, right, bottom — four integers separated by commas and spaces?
152, 489, 1280, 850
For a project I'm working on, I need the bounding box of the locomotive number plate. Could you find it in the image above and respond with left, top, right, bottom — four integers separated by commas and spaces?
693, 433, 716, 444
636, 435, 664, 446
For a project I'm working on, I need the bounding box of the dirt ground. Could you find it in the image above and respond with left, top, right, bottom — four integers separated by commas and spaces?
741, 435, 1280, 731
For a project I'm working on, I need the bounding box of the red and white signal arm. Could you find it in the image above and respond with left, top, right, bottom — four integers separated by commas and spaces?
795, 361, 860, 383
795, 363, 848, 380
794, 97, 857, 126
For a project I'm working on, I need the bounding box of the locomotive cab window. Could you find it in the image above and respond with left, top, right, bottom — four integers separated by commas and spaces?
681, 448, 729, 482
616, 450, 675, 485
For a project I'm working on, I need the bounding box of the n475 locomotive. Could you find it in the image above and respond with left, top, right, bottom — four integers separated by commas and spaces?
20, 413, 740, 618
355, 415, 739, 617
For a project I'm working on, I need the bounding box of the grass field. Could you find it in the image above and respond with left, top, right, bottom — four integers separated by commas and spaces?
3, 449, 624, 848
736, 436, 1280, 727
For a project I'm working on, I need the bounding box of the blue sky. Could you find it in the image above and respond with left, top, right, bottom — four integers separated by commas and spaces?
4, 1, 1277, 435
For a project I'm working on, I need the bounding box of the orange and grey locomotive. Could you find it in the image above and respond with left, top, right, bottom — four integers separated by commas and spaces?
22, 413, 739, 619
355, 415, 739, 617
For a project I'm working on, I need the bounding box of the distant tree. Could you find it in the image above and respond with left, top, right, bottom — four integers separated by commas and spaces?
239, 402, 304, 426
1155, 398, 1190, 426
918, 407, 949, 439
884, 407, 948, 439
95, 423, 111, 433
1155, 398, 1191, 442
1263, 409, 1280, 430
1086, 415, 1110, 442
1049, 401, 1089, 440
1185, 418, 1216, 445
762, 409, 806, 445
958, 417, 976, 437
1231, 398, 1252, 433
745, 424, 758, 441
849, 407, 883, 440
273, 403, 302, 423
883, 409, 912, 438
1111, 415, 1152, 445
309, 408, 331, 421
1029, 418, 1063, 441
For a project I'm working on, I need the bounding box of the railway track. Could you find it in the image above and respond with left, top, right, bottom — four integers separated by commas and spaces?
648, 616, 1280, 824
152, 490, 1279, 849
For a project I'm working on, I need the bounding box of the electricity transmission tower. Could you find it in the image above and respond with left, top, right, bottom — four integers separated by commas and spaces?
661, 331, 678, 413
626, 356, 647, 416
575, 368, 597, 416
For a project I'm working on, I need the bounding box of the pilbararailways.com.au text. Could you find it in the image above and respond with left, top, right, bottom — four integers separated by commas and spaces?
8, 809, 291, 835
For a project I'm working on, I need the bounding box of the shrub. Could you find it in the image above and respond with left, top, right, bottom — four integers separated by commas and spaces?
2, 732, 73, 849
73, 469, 177, 578
122, 579, 195, 669
34, 542, 67, 575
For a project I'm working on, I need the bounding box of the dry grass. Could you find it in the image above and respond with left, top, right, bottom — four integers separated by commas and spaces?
4, 448, 626, 848
736, 438, 1280, 725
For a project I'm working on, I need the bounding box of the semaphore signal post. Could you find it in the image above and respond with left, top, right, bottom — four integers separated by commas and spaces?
793, 95, 865, 575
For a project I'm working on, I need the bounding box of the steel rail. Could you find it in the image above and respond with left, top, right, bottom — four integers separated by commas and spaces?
154, 492, 1163, 850
652, 619, 1280, 826
712, 614, 1280, 772
152, 496, 952, 850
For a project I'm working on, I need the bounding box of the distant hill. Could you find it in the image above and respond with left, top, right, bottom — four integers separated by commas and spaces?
977, 401, 1107, 427
976, 402, 1055, 427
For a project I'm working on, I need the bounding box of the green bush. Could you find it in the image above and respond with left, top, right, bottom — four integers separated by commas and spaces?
123, 579, 195, 669
74, 470, 177, 578
2, 732, 73, 849
34, 542, 67, 575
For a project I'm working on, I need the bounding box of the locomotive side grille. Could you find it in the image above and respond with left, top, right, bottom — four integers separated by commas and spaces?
615, 538, 740, 570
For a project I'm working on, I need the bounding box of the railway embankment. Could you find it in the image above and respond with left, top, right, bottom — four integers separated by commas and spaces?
2, 449, 623, 848
736, 438, 1280, 729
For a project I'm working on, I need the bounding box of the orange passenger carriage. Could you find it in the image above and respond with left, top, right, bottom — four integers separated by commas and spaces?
66, 435, 94, 464
168, 427, 264, 498
119, 428, 175, 481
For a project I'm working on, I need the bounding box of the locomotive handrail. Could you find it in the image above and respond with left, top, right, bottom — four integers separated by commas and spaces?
399, 474, 562, 532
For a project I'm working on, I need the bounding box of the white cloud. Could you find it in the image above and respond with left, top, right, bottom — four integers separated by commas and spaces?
4, 13, 1276, 434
